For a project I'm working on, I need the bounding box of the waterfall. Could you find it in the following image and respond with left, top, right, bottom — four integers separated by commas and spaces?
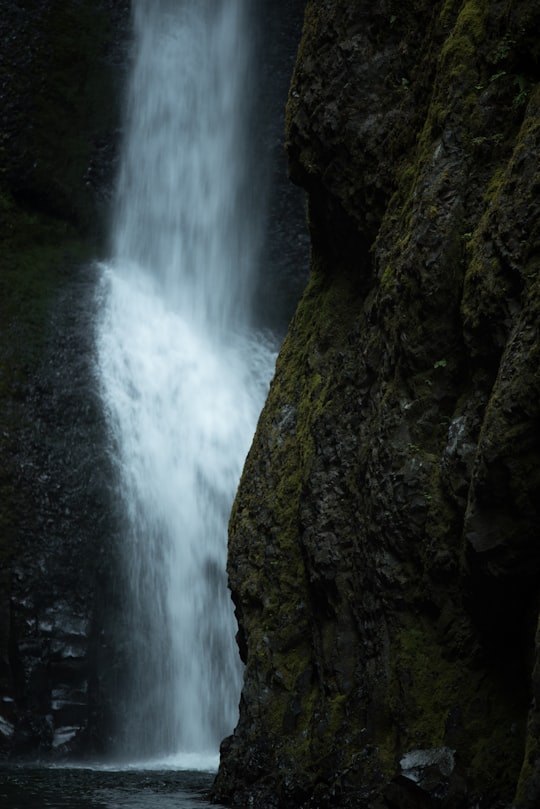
95, 0, 275, 765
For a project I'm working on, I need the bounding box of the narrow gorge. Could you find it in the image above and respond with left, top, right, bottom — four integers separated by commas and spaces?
1, 2, 540, 809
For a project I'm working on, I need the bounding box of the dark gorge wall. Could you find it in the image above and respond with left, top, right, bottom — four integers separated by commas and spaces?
0, 0, 128, 756
213, 2, 540, 808
0, 0, 308, 761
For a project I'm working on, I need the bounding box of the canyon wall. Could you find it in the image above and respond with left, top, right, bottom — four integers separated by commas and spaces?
0, 0, 128, 756
213, 2, 540, 807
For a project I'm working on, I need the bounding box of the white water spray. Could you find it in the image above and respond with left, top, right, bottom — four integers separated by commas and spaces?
96, 0, 275, 763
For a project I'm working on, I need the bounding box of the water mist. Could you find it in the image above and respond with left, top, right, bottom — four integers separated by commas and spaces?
96, 0, 275, 766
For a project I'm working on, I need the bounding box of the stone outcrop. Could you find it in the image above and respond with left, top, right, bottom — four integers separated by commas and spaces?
213, 2, 540, 807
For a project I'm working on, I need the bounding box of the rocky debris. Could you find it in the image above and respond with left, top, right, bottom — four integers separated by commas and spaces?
384, 748, 467, 809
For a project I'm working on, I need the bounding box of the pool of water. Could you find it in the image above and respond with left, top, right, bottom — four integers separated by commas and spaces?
0, 764, 225, 809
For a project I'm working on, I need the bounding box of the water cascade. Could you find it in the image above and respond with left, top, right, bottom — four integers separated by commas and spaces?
96, 0, 274, 765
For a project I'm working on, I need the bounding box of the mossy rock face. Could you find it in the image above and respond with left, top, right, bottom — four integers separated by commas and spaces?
213, 1, 540, 807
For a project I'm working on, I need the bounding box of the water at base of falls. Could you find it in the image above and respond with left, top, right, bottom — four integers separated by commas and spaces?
0, 764, 224, 809
95, 0, 275, 762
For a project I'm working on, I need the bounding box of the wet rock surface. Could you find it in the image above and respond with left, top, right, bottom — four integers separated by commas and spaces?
0, 0, 128, 757
2, 265, 121, 758
0, 0, 128, 236
213, 1, 540, 808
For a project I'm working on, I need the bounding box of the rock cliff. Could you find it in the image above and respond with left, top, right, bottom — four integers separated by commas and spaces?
0, 0, 128, 756
213, 2, 540, 807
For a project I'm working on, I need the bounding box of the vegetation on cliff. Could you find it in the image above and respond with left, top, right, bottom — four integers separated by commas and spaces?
213, 2, 540, 807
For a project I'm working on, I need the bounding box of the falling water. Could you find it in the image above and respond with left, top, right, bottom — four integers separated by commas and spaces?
96, 0, 275, 765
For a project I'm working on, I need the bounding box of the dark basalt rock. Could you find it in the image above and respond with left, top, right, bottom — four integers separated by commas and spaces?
2, 265, 122, 758
0, 0, 128, 758
213, 1, 540, 808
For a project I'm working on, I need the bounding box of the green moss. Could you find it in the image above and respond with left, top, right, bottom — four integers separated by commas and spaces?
369, 0, 500, 397
392, 622, 463, 743
374, 1, 489, 280
229, 1, 540, 802
229, 258, 367, 779
405, 0, 487, 182
438, 0, 461, 31
380, 263, 395, 293
440, 0, 487, 60
460, 101, 539, 331
380, 615, 527, 800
